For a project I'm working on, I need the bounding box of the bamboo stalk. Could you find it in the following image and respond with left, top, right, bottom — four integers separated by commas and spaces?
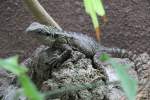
23, 0, 62, 30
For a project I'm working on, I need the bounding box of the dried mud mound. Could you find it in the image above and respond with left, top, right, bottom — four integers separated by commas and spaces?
0, 46, 149, 100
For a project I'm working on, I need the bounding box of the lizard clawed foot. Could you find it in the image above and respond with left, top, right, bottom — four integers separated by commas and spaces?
48, 56, 62, 68
46, 49, 72, 68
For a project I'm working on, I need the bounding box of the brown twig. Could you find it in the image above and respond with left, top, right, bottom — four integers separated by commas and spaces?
23, 0, 62, 30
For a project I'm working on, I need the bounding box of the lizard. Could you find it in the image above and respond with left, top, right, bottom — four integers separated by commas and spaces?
26, 22, 140, 69
25, 22, 150, 99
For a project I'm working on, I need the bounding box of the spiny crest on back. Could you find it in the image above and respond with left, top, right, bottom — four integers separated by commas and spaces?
67, 31, 100, 53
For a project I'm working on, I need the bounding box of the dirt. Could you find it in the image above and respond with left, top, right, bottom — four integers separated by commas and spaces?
0, 0, 150, 60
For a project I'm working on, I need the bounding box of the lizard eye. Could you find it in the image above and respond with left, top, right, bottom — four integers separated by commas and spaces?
36, 29, 47, 35
45, 32, 50, 36
54, 34, 59, 38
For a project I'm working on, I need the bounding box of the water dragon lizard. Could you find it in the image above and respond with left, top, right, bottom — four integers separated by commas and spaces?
26, 22, 139, 69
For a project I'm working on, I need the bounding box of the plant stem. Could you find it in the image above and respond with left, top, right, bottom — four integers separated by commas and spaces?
23, 0, 62, 30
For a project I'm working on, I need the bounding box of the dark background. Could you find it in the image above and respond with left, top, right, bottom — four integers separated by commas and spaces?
0, 0, 150, 60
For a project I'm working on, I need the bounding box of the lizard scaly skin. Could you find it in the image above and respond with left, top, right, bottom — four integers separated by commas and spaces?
26, 22, 140, 69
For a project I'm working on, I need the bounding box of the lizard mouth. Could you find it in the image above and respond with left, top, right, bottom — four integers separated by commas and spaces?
31, 33, 55, 46
28, 31, 42, 39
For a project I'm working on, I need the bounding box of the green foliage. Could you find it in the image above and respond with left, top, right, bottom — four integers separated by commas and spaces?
100, 53, 138, 100
0, 56, 28, 75
83, 0, 106, 28
0, 56, 44, 100
99, 53, 110, 61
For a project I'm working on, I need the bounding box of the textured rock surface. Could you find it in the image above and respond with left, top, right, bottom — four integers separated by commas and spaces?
1, 47, 149, 100
136, 53, 150, 100
22, 46, 139, 100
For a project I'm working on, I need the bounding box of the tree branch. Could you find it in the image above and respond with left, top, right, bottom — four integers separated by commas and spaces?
23, 0, 62, 30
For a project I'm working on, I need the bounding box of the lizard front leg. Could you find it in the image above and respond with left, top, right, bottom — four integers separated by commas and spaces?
46, 44, 72, 68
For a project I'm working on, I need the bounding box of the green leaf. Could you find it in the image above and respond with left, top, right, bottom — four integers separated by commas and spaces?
19, 75, 44, 100
0, 56, 28, 75
84, 0, 93, 14
92, 0, 105, 16
98, 54, 137, 100
99, 53, 110, 61
0, 56, 44, 100
90, 12, 99, 28
83, 0, 106, 28
84, 0, 99, 28
108, 59, 138, 100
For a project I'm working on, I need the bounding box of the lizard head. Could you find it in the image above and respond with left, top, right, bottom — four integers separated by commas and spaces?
26, 22, 69, 46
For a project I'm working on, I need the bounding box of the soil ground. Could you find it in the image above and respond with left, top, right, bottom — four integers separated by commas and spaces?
0, 0, 150, 60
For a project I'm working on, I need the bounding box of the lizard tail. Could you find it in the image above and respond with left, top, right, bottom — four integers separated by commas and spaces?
102, 48, 150, 97
98, 48, 142, 69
